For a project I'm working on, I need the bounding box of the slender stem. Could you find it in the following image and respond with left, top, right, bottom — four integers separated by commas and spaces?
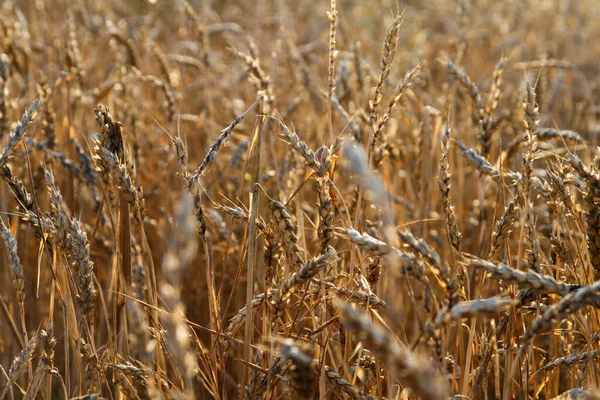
242, 103, 264, 386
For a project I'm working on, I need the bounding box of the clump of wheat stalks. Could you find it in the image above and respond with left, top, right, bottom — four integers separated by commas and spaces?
2, 1, 600, 398
336, 301, 449, 399
271, 246, 338, 319
279, 339, 364, 400
568, 151, 600, 280
522, 280, 600, 347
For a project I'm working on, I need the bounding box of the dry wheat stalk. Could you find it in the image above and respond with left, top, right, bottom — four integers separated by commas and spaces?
523, 280, 600, 346
0, 98, 39, 168
488, 194, 519, 259
331, 95, 362, 143
506, 128, 586, 158
439, 123, 462, 251
245, 355, 284, 400
223, 291, 274, 351
235, 51, 273, 108
447, 61, 484, 126
315, 145, 335, 251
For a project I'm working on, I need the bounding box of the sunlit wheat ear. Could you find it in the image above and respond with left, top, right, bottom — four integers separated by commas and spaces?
433, 297, 517, 328
369, 11, 404, 133
447, 61, 484, 128
0, 98, 40, 168
310, 280, 387, 309
550, 388, 600, 400
372, 62, 422, 158
0, 335, 38, 400
488, 192, 519, 259
466, 256, 578, 296
40, 322, 56, 370
316, 153, 334, 251
191, 94, 263, 181
268, 198, 304, 269
277, 118, 321, 175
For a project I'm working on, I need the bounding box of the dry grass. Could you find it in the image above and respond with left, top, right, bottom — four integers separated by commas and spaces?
1, 0, 600, 399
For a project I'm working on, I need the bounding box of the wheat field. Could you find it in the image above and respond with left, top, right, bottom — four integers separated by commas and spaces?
1, 0, 600, 399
